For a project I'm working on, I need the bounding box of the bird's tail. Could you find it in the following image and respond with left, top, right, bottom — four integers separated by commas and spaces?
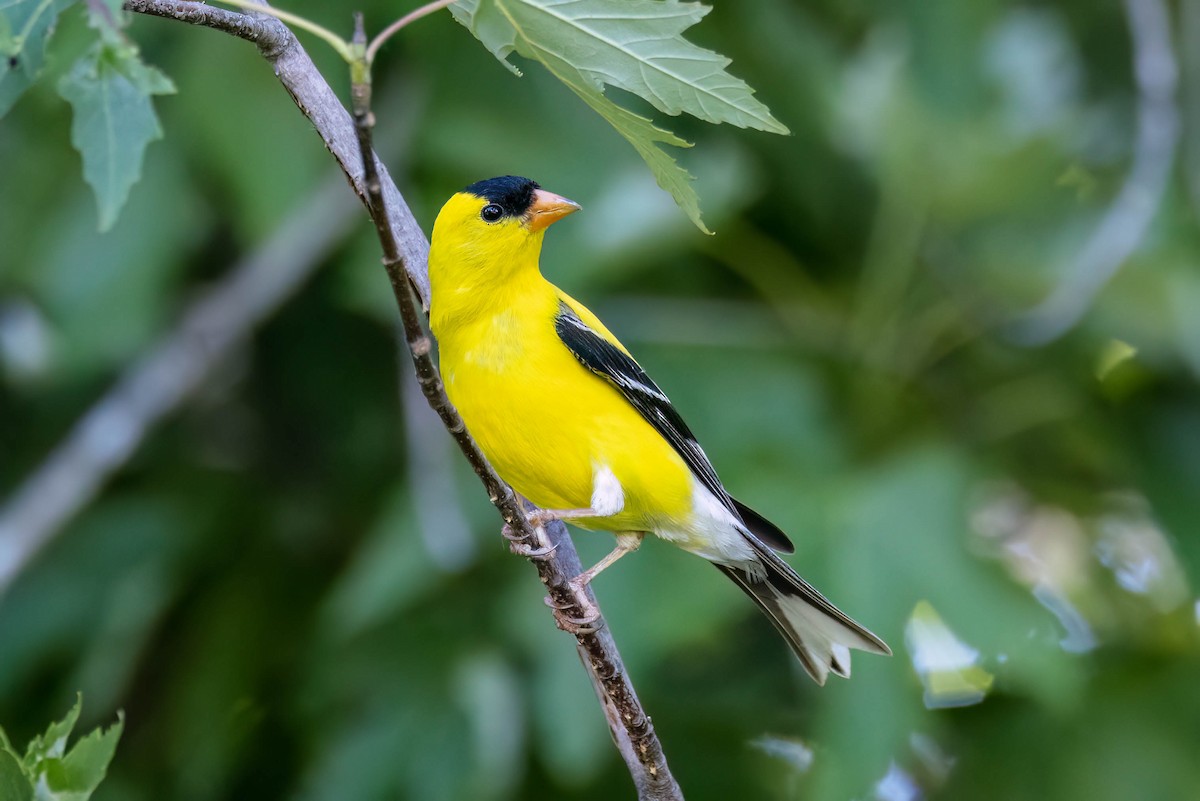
715, 541, 891, 685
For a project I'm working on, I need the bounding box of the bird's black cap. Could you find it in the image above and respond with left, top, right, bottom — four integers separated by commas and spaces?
463, 176, 540, 218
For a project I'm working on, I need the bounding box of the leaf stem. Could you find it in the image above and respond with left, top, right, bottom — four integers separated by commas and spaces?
365, 0, 457, 64
208, 0, 352, 60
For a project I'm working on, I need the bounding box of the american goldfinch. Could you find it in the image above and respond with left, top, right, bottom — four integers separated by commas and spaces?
428, 176, 890, 684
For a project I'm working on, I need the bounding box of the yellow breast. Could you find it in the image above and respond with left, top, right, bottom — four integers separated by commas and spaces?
434, 281, 693, 533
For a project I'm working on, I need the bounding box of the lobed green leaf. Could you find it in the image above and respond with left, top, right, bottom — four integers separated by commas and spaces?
570, 86, 707, 232
5, 698, 124, 801
37, 714, 124, 801
57, 42, 175, 231
504, 0, 786, 132
22, 696, 80, 770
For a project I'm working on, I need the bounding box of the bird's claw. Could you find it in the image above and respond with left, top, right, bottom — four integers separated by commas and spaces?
502, 522, 557, 559
509, 540, 557, 560
553, 613, 602, 635
544, 592, 603, 635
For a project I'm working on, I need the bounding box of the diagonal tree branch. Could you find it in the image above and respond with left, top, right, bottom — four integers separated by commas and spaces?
115, 1, 682, 796
0, 174, 359, 590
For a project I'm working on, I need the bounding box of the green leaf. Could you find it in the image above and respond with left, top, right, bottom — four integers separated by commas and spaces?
14, 698, 123, 801
39, 714, 123, 800
566, 77, 707, 232
450, 0, 522, 76
0, 749, 32, 801
57, 43, 175, 231
0, 0, 77, 117
23, 696, 81, 769
476, 0, 787, 130
452, 0, 788, 232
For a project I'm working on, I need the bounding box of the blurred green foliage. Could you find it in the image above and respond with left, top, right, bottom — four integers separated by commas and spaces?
2, 0, 1200, 800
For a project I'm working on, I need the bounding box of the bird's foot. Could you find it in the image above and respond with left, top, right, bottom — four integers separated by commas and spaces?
545, 588, 602, 635
510, 540, 557, 560
502, 522, 557, 560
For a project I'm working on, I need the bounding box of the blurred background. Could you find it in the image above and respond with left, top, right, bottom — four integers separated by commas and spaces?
2, 0, 1200, 798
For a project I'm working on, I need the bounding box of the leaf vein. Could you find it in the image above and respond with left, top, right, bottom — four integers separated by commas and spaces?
516, 0, 773, 126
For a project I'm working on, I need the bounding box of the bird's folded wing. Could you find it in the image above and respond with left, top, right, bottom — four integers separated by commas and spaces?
553, 300, 738, 519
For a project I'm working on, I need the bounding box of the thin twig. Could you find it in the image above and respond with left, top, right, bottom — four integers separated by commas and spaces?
1008, 0, 1179, 345
0, 176, 359, 590
117, 2, 683, 796
365, 0, 456, 65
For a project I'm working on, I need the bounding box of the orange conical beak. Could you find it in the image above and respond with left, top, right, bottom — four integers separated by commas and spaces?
525, 189, 581, 232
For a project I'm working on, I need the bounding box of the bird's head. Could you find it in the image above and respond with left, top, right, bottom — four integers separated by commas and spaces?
429, 176, 580, 289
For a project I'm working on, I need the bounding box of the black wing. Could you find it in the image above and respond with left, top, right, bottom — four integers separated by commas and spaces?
554, 301, 737, 517
556, 303, 797, 554
732, 498, 795, 554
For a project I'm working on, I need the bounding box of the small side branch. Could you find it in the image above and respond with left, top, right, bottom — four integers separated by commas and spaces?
365, 0, 457, 64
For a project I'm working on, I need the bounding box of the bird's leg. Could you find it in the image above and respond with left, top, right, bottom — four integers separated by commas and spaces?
573, 532, 645, 589
526, 506, 602, 528
514, 506, 608, 560
545, 532, 644, 634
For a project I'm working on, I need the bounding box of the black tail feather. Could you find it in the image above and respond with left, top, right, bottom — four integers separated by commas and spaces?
731, 498, 794, 553
714, 541, 890, 684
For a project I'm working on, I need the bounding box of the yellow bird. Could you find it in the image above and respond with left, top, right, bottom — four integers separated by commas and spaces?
428, 176, 890, 684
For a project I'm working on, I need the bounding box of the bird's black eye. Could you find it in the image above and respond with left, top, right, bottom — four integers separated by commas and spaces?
481, 204, 503, 223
